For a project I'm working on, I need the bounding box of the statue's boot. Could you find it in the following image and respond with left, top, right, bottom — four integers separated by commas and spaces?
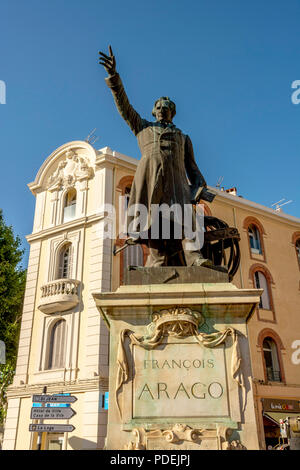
190, 257, 213, 268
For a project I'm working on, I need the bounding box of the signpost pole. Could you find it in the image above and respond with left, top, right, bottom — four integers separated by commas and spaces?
36, 386, 47, 451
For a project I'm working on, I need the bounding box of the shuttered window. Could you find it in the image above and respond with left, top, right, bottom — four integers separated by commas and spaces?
57, 244, 72, 279
254, 271, 271, 310
47, 320, 66, 370
263, 337, 281, 382
248, 224, 262, 254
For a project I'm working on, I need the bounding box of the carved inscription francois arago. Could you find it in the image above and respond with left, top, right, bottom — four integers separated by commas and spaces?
132, 342, 229, 419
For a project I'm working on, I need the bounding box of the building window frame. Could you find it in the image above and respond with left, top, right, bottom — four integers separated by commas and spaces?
257, 329, 285, 384
243, 216, 266, 262
37, 310, 77, 379
62, 188, 77, 224
45, 318, 67, 371
249, 264, 276, 322
56, 242, 73, 280
248, 224, 262, 254
47, 231, 81, 283
254, 271, 271, 310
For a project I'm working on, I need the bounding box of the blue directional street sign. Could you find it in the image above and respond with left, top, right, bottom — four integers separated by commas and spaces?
33, 393, 71, 408
104, 392, 109, 410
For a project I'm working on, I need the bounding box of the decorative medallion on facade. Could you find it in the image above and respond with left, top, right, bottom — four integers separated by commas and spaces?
48, 150, 94, 191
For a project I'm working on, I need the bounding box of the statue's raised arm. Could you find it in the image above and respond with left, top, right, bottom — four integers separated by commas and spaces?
99, 46, 143, 135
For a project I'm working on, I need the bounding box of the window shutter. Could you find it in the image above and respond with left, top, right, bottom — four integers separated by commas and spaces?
48, 320, 66, 370
258, 272, 270, 310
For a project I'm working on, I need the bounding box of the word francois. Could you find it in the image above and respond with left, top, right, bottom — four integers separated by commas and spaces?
0, 80, 6, 104
143, 358, 214, 370
138, 381, 224, 400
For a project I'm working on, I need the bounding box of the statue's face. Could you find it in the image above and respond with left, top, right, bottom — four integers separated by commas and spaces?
154, 100, 173, 123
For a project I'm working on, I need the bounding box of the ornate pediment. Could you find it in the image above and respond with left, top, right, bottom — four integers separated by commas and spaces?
48, 150, 94, 191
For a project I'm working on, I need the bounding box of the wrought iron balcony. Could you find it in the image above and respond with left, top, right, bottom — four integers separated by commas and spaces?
38, 279, 80, 314
266, 368, 281, 382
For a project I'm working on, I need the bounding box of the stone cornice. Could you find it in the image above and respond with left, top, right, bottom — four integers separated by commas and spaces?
6, 376, 109, 398
213, 188, 300, 228
26, 213, 106, 243
95, 150, 138, 173
252, 379, 300, 394
93, 283, 263, 322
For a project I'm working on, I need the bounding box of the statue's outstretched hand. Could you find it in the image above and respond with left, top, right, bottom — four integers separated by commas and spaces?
99, 45, 116, 76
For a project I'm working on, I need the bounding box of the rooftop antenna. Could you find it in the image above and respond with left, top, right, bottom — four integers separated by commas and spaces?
271, 198, 293, 212
85, 128, 99, 146
216, 176, 224, 189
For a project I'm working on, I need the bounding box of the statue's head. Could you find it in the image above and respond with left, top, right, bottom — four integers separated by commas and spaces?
152, 97, 176, 122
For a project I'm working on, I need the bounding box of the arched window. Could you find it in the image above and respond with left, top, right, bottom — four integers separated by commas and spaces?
248, 224, 262, 254
47, 319, 66, 370
57, 243, 72, 279
254, 270, 271, 310
263, 337, 281, 382
63, 188, 76, 223
244, 217, 266, 260
258, 329, 285, 383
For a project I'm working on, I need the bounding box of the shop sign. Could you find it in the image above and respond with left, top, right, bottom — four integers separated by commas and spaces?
262, 398, 300, 412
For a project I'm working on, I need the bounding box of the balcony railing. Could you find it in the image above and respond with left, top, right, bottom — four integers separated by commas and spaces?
266, 368, 281, 382
38, 279, 80, 314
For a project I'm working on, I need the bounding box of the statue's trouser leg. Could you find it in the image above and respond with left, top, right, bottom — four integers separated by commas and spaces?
145, 240, 204, 267
144, 218, 204, 266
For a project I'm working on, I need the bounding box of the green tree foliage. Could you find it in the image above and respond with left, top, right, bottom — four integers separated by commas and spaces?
0, 209, 26, 423
0, 364, 15, 424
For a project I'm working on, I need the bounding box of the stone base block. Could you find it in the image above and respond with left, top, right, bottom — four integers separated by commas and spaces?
93, 281, 263, 450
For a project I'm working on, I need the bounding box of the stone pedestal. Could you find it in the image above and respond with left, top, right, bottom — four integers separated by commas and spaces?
93, 276, 262, 450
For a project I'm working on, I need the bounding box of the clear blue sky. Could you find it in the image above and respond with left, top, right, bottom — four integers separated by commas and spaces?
1, 0, 299, 266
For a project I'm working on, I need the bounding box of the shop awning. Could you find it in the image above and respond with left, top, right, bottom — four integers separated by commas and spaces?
263, 412, 300, 426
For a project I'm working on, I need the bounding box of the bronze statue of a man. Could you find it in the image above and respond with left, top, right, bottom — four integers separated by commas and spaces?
99, 46, 211, 267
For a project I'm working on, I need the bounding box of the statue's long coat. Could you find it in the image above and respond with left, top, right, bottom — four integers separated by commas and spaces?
105, 73, 206, 235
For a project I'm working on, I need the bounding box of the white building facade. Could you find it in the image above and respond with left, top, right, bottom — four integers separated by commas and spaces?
3, 140, 138, 450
